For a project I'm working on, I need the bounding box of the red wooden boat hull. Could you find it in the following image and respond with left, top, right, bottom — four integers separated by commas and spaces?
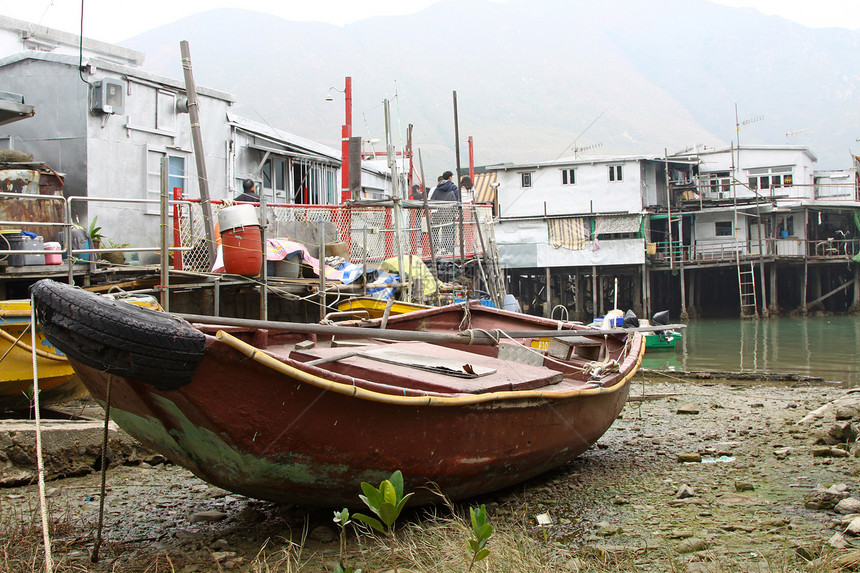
32, 280, 643, 507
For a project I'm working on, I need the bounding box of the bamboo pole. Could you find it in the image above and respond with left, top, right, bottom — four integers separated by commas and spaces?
418, 149, 442, 306
179, 41, 216, 267
176, 312, 684, 346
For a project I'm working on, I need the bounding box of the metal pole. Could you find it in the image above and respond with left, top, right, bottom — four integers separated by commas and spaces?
664, 149, 673, 272
319, 220, 326, 322
179, 312, 681, 345
419, 149, 442, 306
341, 76, 352, 203
260, 179, 268, 320
179, 41, 216, 267
468, 136, 475, 187
160, 156, 170, 311
545, 267, 551, 318
385, 99, 409, 302
453, 91, 466, 299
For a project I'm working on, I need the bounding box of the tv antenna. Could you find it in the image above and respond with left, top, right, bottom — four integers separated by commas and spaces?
734, 104, 764, 150
556, 108, 607, 161
573, 141, 603, 158
785, 127, 810, 144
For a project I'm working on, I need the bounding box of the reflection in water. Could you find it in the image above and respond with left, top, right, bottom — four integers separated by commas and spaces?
640, 315, 860, 385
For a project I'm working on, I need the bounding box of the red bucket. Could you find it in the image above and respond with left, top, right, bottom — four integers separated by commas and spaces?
222, 224, 262, 276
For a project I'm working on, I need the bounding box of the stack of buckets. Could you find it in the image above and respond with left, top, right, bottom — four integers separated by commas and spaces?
218, 204, 262, 276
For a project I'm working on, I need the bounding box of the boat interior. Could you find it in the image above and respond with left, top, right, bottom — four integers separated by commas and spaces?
195, 320, 631, 397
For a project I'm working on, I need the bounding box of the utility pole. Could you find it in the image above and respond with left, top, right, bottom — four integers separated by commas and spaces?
180, 41, 216, 267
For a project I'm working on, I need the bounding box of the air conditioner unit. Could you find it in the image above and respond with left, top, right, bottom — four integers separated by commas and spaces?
92, 78, 125, 115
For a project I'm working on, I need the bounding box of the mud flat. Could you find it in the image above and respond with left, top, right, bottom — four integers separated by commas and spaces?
3, 376, 860, 572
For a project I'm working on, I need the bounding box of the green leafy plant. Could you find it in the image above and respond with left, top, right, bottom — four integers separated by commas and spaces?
86, 216, 104, 243
353, 470, 413, 573
466, 504, 493, 571
332, 508, 361, 573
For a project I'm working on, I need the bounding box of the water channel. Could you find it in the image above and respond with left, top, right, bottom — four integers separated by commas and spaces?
640, 315, 860, 385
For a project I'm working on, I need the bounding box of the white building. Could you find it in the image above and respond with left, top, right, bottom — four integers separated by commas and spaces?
0, 15, 393, 251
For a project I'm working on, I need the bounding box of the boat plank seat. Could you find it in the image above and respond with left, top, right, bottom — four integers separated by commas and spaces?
290, 341, 563, 394
547, 335, 603, 361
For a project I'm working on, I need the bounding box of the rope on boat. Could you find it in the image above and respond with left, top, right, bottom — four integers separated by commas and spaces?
214, 329, 644, 406
91, 375, 113, 563
30, 293, 53, 573
0, 326, 68, 362
582, 359, 621, 380
476, 327, 626, 383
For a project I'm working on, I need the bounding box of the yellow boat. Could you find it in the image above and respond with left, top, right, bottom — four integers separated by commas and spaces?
0, 293, 162, 411
336, 296, 432, 320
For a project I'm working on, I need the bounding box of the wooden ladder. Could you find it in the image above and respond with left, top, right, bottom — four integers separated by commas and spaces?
737, 261, 758, 318
480, 213, 507, 304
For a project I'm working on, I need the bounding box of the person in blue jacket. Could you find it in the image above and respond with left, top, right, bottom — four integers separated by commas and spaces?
430, 171, 459, 253
430, 171, 459, 202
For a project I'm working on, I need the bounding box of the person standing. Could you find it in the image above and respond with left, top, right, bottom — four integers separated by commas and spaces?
409, 184, 425, 202
430, 171, 459, 202
235, 179, 260, 202
430, 171, 458, 253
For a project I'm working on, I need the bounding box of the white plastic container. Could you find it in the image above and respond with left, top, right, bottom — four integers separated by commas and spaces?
502, 294, 521, 313
218, 204, 260, 232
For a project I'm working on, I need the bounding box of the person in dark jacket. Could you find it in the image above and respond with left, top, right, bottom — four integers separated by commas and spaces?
429, 171, 459, 253
409, 184, 425, 202
430, 171, 459, 202
234, 179, 260, 202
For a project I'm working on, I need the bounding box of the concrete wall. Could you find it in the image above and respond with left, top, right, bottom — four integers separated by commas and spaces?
496, 218, 644, 268
695, 147, 817, 200
496, 158, 644, 218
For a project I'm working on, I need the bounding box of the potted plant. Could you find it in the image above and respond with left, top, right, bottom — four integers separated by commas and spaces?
102, 239, 130, 265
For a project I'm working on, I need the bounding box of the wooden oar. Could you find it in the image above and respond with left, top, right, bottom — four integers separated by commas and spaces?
176, 313, 684, 347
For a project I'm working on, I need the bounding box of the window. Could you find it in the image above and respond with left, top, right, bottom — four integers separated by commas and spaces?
609, 165, 623, 182
261, 157, 289, 203
748, 166, 793, 192
715, 221, 733, 237
156, 90, 176, 132
145, 150, 186, 214
521, 172, 532, 188
776, 215, 794, 237
168, 156, 185, 201
561, 168, 576, 185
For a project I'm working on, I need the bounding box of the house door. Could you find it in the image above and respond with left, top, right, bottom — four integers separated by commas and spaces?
748, 218, 771, 255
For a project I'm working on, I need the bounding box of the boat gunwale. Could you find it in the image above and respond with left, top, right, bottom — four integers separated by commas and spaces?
215, 329, 644, 407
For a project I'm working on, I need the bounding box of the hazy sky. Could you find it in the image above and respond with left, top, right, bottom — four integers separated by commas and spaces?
1, 0, 858, 43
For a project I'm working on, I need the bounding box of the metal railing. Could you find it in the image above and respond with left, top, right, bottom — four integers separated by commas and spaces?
0, 192, 191, 284
651, 237, 858, 264
176, 199, 496, 273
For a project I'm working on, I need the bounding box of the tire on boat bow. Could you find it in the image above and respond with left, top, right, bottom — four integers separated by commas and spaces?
31, 279, 206, 390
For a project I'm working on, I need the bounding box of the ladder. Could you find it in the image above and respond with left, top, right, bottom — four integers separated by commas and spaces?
479, 212, 506, 305
737, 261, 758, 318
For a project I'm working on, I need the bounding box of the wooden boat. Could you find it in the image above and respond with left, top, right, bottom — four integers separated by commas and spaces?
335, 296, 431, 319
31, 278, 644, 506
0, 299, 83, 411
0, 293, 163, 411
642, 310, 682, 351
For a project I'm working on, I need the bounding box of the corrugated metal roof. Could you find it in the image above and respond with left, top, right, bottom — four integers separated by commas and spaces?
474, 171, 497, 204
227, 111, 340, 162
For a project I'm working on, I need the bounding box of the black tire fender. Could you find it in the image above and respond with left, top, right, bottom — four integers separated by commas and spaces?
31, 279, 206, 389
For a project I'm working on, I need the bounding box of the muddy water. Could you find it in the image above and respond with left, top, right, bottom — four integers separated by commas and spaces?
642, 315, 860, 384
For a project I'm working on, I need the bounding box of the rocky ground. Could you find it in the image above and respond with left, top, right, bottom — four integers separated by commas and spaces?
3, 374, 860, 572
